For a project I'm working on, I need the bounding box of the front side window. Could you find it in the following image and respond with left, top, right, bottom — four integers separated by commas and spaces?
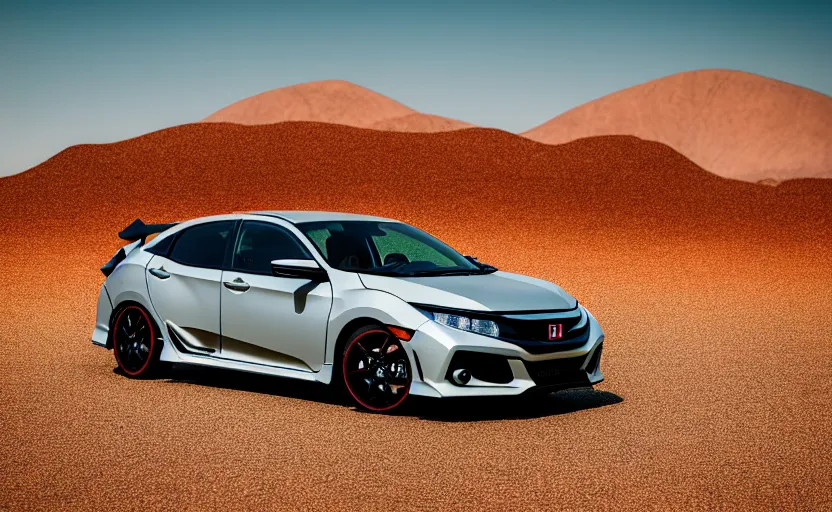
232, 221, 311, 275
298, 221, 485, 277
168, 221, 235, 269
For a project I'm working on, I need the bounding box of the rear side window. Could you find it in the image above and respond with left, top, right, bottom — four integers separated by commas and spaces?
145, 234, 174, 256
168, 221, 235, 269
232, 221, 311, 275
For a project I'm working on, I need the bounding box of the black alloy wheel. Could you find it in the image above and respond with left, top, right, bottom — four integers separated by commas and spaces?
342, 327, 412, 412
113, 305, 158, 377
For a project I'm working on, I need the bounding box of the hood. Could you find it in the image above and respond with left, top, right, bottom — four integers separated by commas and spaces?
359, 271, 577, 312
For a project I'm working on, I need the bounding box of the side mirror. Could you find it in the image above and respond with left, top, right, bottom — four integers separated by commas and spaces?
271, 259, 329, 281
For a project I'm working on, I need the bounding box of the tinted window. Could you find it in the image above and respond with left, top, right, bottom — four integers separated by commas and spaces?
145, 234, 174, 256
168, 221, 235, 268
299, 221, 478, 275
372, 227, 456, 268
232, 221, 311, 275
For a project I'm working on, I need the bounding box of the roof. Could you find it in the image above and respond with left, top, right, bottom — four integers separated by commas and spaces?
250, 210, 398, 224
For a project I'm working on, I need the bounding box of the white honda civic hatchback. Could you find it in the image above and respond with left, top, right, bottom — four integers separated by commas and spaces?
93, 211, 605, 412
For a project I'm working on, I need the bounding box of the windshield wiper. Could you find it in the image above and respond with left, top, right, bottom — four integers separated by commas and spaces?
364, 263, 498, 277
401, 268, 481, 277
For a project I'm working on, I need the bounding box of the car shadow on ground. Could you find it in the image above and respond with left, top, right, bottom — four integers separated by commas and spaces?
408, 388, 624, 422
118, 364, 623, 421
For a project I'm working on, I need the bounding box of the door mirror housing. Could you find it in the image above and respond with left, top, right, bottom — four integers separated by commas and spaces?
271, 259, 329, 281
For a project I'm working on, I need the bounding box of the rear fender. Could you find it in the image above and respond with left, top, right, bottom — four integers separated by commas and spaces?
105, 249, 160, 343
100, 239, 142, 277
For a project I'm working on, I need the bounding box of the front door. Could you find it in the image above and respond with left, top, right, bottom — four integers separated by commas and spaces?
146, 220, 236, 354
220, 220, 332, 372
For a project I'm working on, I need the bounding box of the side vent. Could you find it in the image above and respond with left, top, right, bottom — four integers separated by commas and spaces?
166, 323, 216, 354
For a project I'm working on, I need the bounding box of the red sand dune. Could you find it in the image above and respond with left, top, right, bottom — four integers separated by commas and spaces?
522, 70, 832, 183
202, 80, 472, 132
2, 122, 828, 239
1, 123, 831, 510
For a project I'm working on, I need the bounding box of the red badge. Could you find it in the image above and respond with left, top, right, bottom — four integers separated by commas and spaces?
548, 324, 563, 340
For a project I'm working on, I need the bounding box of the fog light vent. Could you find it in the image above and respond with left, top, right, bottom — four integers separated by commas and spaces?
446, 351, 513, 385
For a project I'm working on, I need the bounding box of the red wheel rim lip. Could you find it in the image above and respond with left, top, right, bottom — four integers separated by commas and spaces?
113, 306, 156, 377
342, 329, 411, 412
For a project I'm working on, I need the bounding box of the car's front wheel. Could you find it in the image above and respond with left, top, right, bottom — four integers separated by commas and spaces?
342, 325, 412, 412
112, 304, 161, 378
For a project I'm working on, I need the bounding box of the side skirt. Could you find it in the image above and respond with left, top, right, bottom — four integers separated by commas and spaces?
170, 350, 331, 382
160, 336, 333, 383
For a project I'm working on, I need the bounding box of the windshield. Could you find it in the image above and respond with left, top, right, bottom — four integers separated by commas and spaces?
297, 221, 494, 277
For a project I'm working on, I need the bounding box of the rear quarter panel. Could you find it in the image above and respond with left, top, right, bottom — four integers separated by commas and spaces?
104, 248, 156, 319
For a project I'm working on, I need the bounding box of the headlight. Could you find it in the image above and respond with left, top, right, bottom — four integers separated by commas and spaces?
430, 311, 500, 338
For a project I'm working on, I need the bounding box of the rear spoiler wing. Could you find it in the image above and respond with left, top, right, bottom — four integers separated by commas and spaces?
101, 218, 178, 277
118, 218, 179, 243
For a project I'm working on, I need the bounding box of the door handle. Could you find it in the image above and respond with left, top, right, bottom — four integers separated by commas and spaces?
223, 277, 250, 292
149, 267, 170, 280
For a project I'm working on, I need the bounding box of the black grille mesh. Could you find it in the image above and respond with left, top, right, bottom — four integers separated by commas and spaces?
496, 309, 589, 354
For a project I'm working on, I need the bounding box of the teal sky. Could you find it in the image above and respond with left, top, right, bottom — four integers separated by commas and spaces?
1, 0, 830, 176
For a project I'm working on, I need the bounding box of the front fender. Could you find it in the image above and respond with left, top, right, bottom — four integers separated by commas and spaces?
325, 287, 430, 366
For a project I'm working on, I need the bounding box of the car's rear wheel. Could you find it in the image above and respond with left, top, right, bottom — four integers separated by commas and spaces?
112, 304, 161, 378
342, 325, 412, 412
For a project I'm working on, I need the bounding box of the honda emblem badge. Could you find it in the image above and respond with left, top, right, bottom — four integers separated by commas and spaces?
548, 323, 563, 340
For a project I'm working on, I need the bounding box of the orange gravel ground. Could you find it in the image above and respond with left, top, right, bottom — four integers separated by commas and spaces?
1, 124, 831, 510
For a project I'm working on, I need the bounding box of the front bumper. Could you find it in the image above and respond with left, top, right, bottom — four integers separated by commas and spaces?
404, 308, 605, 398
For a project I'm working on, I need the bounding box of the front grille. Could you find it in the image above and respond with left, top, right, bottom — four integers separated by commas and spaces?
523, 356, 589, 387
411, 303, 592, 355
496, 308, 590, 354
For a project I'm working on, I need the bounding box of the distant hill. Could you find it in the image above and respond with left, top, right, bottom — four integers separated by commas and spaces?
370, 113, 473, 132
521, 70, 832, 182
202, 80, 472, 132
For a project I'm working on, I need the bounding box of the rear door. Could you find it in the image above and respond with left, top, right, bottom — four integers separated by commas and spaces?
220, 220, 332, 372
146, 220, 236, 354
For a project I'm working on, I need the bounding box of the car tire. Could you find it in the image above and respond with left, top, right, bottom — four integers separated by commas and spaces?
340, 324, 412, 413
111, 304, 163, 378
